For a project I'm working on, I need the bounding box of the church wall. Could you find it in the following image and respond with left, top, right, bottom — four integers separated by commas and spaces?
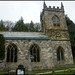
42, 11, 68, 30
51, 41, 74, 66
41, 3, 74, 68
4, 39, 54, 70
0, 59, 6, 71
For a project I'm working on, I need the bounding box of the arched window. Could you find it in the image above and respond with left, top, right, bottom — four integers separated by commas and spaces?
53, 15, 60, 26
30, 44, 40, 62
57, 46, 64, 61
7, 43, 17, 62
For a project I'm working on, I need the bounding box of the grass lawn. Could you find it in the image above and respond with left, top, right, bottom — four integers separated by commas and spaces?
50, 70, 75, 74
32, 69, 52, 74
33, 70, 75, 74
0, 66, 75, 75
55, 70, 75, 74
0, 71, 8, 75
32, 66, 75, 74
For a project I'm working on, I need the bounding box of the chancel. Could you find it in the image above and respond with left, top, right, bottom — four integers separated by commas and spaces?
0, 2, 74, 71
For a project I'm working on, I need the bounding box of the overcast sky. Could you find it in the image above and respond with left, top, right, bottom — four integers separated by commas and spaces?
0, 1, 75, 23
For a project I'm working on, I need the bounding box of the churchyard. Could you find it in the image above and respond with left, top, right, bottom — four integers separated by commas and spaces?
0, 66, 75, 75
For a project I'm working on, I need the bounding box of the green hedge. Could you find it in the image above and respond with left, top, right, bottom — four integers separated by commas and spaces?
0, 34, 5, 60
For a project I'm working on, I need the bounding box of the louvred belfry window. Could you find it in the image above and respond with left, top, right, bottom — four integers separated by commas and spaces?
53, 15, 60, 26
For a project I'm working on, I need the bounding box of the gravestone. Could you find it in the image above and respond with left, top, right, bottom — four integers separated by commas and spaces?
28, 53, 34, 74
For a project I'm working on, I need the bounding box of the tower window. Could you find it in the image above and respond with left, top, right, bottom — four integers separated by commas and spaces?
53, 16, 60, 27
57, 46, 64, 61
30, 44, 40, 62
7, 43, 17, 62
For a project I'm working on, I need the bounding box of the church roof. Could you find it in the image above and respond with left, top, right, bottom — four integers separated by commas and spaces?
0, 32, 50, 40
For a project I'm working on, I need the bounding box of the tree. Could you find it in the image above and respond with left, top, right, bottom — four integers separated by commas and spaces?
3, 21, 14, 31
29, 21, 35, 32
12, 17, 27, 31
65, 15, 74, 26
0, 20, 6, 31
34, 23, 41, 32
25, 23, 30, 32
0, 34, 5, 60
65, 15, 75, 58
65, 15, 75, 30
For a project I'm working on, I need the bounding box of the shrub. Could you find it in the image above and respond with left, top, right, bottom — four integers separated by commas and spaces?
0, 34, 5, 60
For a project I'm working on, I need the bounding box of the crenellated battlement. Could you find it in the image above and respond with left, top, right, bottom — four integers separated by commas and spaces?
40, 4, 64, 20
49, 6, 60, 9
43, 2, 64, 12
44, 5, 64, 12
40, 2, 65, 23
48, 6, 61, 10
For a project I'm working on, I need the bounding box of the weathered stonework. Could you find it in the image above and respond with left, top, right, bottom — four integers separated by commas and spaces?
40, 1, 74, 69
0, 2, 74, 71
51, 41, 73, 65
46, 29, 70, 40
4, 39, 54, 70
2, 39, 73, 71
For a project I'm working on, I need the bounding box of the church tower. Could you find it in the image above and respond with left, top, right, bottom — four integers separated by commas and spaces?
40, 2, 69, 41
40, 2, 73, 66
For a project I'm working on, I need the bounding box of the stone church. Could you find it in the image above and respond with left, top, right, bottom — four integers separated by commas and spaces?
0, 2, 74, 71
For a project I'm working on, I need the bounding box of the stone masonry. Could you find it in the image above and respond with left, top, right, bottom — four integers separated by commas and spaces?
40, 1, 74, 68
4, 39, 53, 70
0, 2, 74, 71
